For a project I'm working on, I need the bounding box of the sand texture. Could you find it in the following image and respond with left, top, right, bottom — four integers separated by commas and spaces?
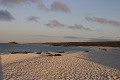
1, 48, 120, 80
1, 53, 40, 65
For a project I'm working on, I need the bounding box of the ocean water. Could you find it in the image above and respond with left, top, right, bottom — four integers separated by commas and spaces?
0, 43, 90, 53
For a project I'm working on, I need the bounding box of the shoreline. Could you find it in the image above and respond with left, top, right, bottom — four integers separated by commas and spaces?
1, 47, 120, 80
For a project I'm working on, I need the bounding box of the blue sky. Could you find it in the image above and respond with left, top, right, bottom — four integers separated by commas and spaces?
0, 0, 120, 43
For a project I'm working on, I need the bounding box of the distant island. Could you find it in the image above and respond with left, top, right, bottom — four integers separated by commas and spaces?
44, 41, 120, 47
8, 41, 18, 44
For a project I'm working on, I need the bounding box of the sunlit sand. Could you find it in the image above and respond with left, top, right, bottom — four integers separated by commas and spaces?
1, 47, 120, 80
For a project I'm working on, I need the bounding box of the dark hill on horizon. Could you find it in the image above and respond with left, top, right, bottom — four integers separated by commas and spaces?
44, 41, 120, 47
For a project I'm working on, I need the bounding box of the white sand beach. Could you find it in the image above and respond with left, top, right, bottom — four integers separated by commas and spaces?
1, 53, 40, 65
1, 47, 120, 80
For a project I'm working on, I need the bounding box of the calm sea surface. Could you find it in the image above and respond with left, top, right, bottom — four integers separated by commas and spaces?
0, 43, 90, 53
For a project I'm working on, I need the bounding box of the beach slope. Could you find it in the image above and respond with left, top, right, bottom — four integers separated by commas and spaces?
1, 49, 120, 80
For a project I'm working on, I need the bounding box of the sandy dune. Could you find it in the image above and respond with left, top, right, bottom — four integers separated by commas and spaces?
1, 48, 120, 80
